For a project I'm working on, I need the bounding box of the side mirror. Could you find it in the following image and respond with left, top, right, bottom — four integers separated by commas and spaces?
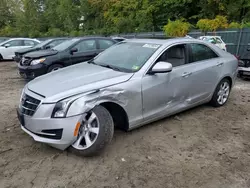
70, 48, 78, 54
4, 44, 10, 48
149, 61, 173, 74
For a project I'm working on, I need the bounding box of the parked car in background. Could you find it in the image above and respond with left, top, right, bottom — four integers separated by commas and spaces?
111, 36, 127, 42
0, 37, 10, 44
0, 38, 40, 60
18, 37, 117, 79
17, 38, 238, 156
13, 38, 68, 63
198, 36, 227, 51
238, 47, 250, 78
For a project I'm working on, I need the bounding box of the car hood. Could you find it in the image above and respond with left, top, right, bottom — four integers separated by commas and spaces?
24, 49, 58, 59
27, 63, 134, 102
15, 47, 38, 55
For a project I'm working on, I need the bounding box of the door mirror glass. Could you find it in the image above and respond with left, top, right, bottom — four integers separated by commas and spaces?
149, 61, 172, 74
70, 48, 78, 54
4, 43, 10, 48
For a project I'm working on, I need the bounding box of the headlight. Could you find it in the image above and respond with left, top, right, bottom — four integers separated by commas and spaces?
51, 95, 82, 118
52, 100, 73, 118
30, 58, 46, 65
238, 60, 245, 67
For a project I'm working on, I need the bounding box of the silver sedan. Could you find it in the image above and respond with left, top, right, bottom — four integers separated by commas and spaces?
17, 38, 238, 156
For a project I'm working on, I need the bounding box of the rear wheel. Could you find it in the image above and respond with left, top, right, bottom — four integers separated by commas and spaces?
69, 105, 114, 157
47, 64, 63, 73
210, 78, 231, 107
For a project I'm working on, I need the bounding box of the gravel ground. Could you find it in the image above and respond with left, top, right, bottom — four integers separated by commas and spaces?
0, 61, 250, 188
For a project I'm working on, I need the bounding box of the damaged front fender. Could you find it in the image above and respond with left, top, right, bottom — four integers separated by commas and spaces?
67, 88, 129, 117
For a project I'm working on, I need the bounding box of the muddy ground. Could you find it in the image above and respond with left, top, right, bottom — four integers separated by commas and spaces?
0, 61, 250, 188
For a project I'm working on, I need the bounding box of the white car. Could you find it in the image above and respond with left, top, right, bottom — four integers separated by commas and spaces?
0, 38, 40, 60
198, 36, 227, 51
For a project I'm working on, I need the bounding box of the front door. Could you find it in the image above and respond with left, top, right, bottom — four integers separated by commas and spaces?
70, 39, 98, 65
142, 44, 193, 121
1, 40, 24, 59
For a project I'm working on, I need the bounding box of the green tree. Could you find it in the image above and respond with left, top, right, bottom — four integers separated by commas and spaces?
163, 19, 190, 37
196, 19, 211, 34
228, 22, 242, 29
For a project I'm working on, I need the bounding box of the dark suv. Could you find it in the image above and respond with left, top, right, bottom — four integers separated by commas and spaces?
14, 38, 68, 63
18, 37, 116, 79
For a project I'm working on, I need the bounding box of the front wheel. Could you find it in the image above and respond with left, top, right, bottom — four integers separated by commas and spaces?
69, 105, 114, 157
210, 78, 231, 107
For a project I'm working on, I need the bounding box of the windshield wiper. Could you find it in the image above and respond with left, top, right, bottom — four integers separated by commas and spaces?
88, 60, 127, 72
98, 64, 123, 72
88, 59, 97, 65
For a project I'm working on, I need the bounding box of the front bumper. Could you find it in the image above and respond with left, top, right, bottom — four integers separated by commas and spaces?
17, 101, 82, 150
238, 67, 250, 76
18, 63, 47, 79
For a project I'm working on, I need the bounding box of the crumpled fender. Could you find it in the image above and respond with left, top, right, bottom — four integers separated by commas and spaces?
67, 88, 128, 117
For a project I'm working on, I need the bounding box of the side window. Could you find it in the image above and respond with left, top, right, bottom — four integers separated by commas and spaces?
24, 40, 35, 46
190, 43, 218, 62
4, 40, 23, 47
156, 44, 186, 67
215, 37, 222, 44
99, 39, 115, 49
73, 40, 96, 53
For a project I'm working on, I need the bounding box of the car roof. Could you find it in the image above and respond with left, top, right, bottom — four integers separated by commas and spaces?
73, 37, 114, 40
7, 38, 39, 40
125, 38, 200, 45
199, 36, 221, 38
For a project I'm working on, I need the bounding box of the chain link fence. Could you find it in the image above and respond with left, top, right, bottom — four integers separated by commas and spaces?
116, 28, 250, 57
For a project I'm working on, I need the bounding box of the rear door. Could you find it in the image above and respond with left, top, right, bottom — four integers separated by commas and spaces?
185, 43, 223, 104
23, 40, 37, 49
70, 39, 98, 65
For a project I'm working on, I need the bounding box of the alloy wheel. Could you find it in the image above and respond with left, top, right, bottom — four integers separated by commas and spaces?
217, 81, 230, 105
72, 112, 100, 150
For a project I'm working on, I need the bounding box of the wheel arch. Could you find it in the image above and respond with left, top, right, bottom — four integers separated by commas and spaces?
47, 62, 64, 72
99, 101, 129, 131
222, 76, 233, 88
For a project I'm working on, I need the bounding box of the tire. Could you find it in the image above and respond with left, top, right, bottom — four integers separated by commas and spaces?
210, 78, 231, 107
69, 105, 114, 157
47, 64, 63, 73
0, 54, 3, 61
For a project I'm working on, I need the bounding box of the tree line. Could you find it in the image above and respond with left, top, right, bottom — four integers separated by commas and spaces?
0, 0, 249, 37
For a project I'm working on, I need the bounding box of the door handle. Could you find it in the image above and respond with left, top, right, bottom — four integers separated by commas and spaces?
216, 62, 224, 66
182, 72, 192, 77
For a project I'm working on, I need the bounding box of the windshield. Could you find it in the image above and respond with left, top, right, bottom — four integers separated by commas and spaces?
52, 38, 80, 51
92, 42, 160, 72
34, 39, 53, 48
